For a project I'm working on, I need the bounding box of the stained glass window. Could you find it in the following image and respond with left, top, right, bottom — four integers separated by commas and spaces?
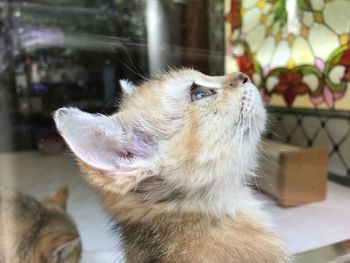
225, 0, 350, 110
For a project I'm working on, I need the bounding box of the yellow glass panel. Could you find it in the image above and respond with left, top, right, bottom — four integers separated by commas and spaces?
242, 8, 261, 32
252, 72, 262, 86
313, 12, 324, 23
260, 15, 268, 24
287, 59, 295, 69
266, 76, 279, 92
232, 43, 245, 56
270, 41, 290, 68
309, 24, 339, 60
269, 95, 287, 107
246, 25, 267, 52
256, 36, 275, 67
262, 2, 272, 13
225, 55, 239, 73
302, 12, 314, 27
291, 37, 315, 65
302, 75, 319, 92
329, 65, 346, 84
292, 95, 315, 108
339, 34, 349, 46
311, 0, 325, 10
256, 0, 265, 8
324, 1, 350, 34
242, 0, 259, 9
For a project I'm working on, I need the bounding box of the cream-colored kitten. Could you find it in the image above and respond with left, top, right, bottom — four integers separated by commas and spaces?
54, 69, 290, 262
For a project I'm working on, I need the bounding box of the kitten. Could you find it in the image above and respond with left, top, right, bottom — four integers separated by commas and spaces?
54, 69, 290, 262
0, 186, 81, 263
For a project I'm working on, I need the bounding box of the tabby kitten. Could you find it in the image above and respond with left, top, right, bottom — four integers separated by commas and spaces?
0, 186, 81, 263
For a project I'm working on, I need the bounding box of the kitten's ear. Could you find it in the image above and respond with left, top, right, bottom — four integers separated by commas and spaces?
54, 107, 157, 194
120, 79, 137, 95
54, 107, 126, 172
43, 186, 69, 210
49, 235, 80, 262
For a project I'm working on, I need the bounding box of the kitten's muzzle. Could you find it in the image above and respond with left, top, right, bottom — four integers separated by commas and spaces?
224, 72, 250, 88
239, 73, 250, 84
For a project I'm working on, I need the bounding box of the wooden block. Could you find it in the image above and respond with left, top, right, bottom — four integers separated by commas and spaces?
256, 140, 329, 207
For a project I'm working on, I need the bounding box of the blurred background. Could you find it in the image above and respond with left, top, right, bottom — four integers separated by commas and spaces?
0, 0, 349, 262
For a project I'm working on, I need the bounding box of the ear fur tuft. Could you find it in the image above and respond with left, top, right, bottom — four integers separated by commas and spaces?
120, 79, 137, 95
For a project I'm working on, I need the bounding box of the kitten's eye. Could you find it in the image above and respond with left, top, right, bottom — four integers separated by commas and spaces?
190, 83, 215, 102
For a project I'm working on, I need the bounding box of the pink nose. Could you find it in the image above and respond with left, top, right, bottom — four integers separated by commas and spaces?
239, 73, 250, 84
224, 72, 251, 88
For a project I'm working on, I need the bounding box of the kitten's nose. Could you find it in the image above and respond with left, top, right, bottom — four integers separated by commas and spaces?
238, 73, 250, 84
224, 72, 250, 88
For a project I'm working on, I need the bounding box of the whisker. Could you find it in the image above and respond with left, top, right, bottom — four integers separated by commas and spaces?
119, 42, 150, 79
118, 60, 148, 81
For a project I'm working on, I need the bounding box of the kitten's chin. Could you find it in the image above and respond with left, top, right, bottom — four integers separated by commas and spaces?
239, 83, 266, 134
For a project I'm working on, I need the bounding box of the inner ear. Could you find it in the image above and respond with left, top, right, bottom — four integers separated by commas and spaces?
54, 107, 156, 173
49, 235, 80, 261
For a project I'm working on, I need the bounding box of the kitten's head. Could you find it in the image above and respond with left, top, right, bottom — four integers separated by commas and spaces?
1, 187, 81, 263
54, 69, 266, 217
30, 187, 81, 263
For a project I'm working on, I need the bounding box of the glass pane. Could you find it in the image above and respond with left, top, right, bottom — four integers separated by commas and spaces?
0, 0, 349, 262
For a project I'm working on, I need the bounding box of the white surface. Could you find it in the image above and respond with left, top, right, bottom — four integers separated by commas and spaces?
81, 251, 123, 263
258, 181, 350, 254
1, 150, 350, 261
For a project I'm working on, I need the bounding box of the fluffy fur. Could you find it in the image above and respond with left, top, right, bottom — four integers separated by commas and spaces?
55, 69, 290, 262
0, 187, 81, 263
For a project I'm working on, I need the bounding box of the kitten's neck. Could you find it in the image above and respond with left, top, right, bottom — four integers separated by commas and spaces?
99, 172, 264, 225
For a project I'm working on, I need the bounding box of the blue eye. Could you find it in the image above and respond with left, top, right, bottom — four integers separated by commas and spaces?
190, 83, 214, 102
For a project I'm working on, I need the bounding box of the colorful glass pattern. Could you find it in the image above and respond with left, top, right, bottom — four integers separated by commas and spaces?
225, 0, 350, 110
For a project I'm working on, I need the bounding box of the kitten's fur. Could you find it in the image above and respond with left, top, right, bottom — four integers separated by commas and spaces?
0, 187, 81, 263
54, 69, 290, 262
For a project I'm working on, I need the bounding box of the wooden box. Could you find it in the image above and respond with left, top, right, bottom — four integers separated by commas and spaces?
256, 140, 329, 207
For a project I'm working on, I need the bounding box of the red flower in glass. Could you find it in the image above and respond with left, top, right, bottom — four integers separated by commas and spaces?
273, 71, 310, 106
225, 0, 241, 32
236, 53, 255, 80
